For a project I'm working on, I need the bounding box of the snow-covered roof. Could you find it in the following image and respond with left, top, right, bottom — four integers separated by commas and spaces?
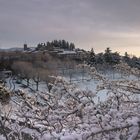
58, 51, 76, 55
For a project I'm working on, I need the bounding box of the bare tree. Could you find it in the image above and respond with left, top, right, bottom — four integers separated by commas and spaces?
12, 61, 33, 86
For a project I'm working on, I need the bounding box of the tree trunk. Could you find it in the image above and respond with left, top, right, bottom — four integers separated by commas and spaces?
27, 79, 29, 87
36, 81, 39, 91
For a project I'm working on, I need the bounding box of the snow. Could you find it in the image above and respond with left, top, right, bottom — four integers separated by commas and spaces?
1, 65, 140, 140
0, 135, 6, 140
58, 51, 76, 55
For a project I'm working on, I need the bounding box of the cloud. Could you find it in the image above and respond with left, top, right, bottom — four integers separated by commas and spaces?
0, 0, 140, 55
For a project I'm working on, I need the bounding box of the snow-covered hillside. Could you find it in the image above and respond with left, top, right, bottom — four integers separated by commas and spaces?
0, 64, 140, 140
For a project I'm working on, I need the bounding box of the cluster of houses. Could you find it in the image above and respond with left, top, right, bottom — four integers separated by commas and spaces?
24, 44, 88, 61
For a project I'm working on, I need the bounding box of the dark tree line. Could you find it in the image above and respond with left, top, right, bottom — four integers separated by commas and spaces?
87, 47, 140, 69
87, 48, 121, 66
36, 40, 75, 51
0, 45, 140, 75
123, 52, 140, 69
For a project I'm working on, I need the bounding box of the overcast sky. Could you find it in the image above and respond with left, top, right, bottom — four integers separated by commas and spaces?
0, 0, 140, 56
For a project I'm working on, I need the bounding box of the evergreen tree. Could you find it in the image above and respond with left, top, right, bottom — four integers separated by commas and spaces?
111, 52, 121, 64
36, 40, 76, 51
36, 43, 43, 51
130, 56, 140, 68
69, 43, 75, 50
62, 40, 67, 49
96, 53, 104, 64
103, 48, 120, 65
88, 48, 96, 66
104, 47, 112, 64
123, 52, 130, 63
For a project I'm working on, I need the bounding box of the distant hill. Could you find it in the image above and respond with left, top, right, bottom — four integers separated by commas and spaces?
0, 47, 24, 52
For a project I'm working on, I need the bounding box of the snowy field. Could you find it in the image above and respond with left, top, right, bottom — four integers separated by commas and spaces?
5, 70, 140, 104
62, 70, 140, 102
